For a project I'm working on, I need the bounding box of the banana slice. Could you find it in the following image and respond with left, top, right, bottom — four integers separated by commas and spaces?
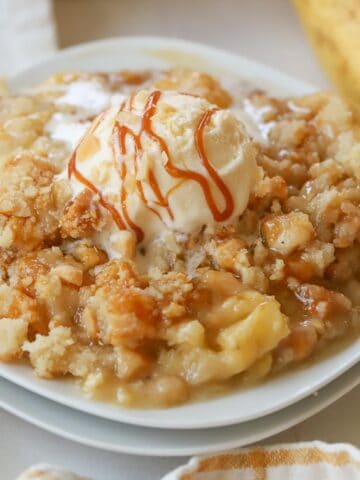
293, 0, 360, 116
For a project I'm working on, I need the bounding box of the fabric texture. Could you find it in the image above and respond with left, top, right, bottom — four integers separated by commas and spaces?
17, 442, 360, 479
0, 0, 57, 75
162, 442, 360, 480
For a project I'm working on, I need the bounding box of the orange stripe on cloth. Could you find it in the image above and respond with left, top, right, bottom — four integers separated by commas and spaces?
179, 447, 360, 478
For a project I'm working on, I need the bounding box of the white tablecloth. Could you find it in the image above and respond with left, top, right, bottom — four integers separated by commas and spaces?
2, 1, 357, 479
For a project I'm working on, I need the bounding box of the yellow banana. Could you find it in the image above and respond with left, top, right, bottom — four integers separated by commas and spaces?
293, 0, 360, 116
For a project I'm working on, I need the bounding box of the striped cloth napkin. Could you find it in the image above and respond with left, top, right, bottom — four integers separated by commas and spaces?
163, 442, 360, 480
17, 442, 360, 479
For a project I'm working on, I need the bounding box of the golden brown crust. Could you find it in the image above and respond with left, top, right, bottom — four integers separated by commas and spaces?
153, 68, 232, 108
0, 155, 71, 254
60, 190, 105, 239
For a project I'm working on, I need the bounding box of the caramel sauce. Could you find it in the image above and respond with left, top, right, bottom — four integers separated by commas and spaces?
142, 91, 234, 223
68, 150, 127, 231
195, 108, 234, 221
115, 122, 146, 242
68, 90, 235, 242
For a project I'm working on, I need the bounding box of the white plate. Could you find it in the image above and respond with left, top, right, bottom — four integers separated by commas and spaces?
2, 36, 359, 430
0, 362, 359, 457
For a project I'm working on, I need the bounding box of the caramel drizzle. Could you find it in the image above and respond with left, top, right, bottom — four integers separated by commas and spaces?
68, 112, 127, 231
141, 91, 234, 222
113, 94, 174, 232
195, 109, 234, 220
68, 90, 234, 242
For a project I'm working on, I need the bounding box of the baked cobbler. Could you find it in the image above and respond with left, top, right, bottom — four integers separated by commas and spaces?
0, 68, 359, 407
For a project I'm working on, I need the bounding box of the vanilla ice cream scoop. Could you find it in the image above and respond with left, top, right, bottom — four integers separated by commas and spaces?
67, 89, 258, 252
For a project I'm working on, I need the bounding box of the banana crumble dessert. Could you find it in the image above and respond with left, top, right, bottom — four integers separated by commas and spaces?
0, 68, 359, 407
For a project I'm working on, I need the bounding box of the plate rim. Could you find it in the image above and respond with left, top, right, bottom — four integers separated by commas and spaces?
1, 337, 360, 430
10, 35, 316, 94
0, 362, 359, 456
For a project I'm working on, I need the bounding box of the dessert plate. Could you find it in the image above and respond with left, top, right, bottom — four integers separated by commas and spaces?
1, 36, 359, 430
0, 361, 359, 456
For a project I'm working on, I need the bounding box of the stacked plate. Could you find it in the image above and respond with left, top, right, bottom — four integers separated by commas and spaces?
1, 359, 359, 456
1, 37, 360, 456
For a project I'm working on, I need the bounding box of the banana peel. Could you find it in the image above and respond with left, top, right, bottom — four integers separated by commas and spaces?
293, 0, 360, 117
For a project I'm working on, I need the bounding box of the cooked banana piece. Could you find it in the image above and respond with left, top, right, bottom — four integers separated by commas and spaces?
293, 0, 360, 116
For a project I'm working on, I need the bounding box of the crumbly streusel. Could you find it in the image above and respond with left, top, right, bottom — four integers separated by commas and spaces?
0, 68, 359, 407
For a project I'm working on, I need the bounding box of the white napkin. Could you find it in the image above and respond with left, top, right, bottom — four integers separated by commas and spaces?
16, 464, 88, 480
0, 0, 57, 75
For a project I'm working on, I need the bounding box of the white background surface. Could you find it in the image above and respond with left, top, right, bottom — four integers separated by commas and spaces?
0, 0, 56, 75
1, 1, 358, 479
